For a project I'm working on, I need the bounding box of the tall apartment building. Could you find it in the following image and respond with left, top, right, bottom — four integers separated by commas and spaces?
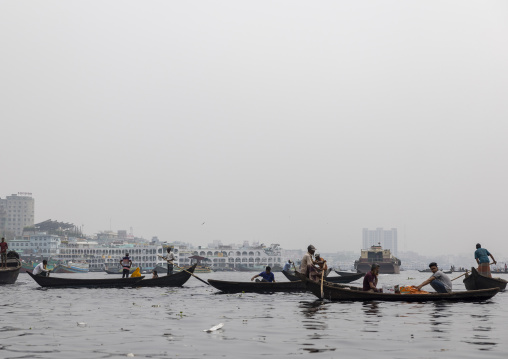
362, 227, 398, 256
0, 193, 35, 237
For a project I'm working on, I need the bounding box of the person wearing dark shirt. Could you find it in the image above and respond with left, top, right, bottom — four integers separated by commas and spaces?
0, 237, 8, 269
120, 253, 132, 278
251, 266, 276, 283
474, 243, 497, 278
363, 263, 381, 292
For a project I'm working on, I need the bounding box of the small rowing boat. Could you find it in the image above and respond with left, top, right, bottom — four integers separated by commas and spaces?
463, 267, 507, 291
295, 272, 500, 302
27, 271, 144, 288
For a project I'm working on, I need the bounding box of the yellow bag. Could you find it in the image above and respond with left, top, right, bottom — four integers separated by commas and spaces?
130, 267, 141, 277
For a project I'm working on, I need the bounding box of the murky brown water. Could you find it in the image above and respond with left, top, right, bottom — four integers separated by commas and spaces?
1, 271, 507, 358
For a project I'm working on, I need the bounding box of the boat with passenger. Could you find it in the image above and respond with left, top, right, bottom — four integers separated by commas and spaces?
463, 267, 507, 291
0, 251, 22, 285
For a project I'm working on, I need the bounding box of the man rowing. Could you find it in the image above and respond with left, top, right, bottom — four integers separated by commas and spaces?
300, 245, 321, 282
33, 260, 50, 277
251, 266, 276, 282
163, 247, 175, 275
475, 243, 497, 278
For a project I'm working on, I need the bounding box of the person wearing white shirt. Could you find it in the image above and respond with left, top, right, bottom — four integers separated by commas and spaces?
33, 260, 50, 276
164, 247, 175, 275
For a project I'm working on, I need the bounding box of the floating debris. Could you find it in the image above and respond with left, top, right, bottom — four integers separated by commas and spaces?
76, 322, 87, 327
204, 323, 224, 332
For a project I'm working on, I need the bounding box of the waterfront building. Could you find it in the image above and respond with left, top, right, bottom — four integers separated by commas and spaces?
0, 193, 35, 237
8, 233, 61, 257
362, 227, 398, 256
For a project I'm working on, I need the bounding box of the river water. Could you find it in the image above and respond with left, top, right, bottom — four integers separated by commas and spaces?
1, 270, 507, 358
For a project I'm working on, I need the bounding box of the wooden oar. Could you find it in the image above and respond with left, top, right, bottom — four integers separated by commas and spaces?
451, 270, 469, 281
320, 269, 325, 299
157, 255, 210, 286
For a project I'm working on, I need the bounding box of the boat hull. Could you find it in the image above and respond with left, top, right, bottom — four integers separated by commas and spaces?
207, 279, 305, 293
0, 260, 21, 284
27, 271, 144, 288
295, 272, 500, 302
135, 264, 197, 287
463, 267, 507, 291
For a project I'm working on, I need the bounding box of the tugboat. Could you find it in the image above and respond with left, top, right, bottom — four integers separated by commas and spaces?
0, 251, 22, 284
354, 244, 401, 274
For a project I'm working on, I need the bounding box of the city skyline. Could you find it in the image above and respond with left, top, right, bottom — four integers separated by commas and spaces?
1, 2, 507, 258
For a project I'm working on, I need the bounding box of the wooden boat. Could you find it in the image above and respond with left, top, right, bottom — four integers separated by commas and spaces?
135, 264, 197, 287
463, 267, 507, 291
282, 270, 365, 284
295, 272, 500, 302
207, 279, 306, 293
0, 251, 22, 284
27, 271, 145, 288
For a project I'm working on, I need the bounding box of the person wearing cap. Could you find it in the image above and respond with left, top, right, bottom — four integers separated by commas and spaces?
474, 243, 497, 278
300, 245, 320, 280
415, 262, 452, 293
363, 263, 381, 292
282, 260, 293, 272
120, 253, 132, 278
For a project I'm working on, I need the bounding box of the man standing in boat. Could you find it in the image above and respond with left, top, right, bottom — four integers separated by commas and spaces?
415, 262, 452, 293
120, 253, 132, 278
475, 243, 497, 278
363, 263, 381, 292
0, 238, 8, 269
164, 247, 175, 276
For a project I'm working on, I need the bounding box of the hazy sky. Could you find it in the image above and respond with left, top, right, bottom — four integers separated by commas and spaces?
1, 1, 507, 256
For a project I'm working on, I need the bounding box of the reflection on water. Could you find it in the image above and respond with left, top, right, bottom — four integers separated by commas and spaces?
429, 302, 451, 333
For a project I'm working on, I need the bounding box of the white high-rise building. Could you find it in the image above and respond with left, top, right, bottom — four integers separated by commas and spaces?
362, 227, 398, 256
0, 193, 35, 236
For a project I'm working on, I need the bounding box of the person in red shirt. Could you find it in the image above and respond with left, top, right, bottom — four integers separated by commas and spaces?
0, 237, 8, 268
363, 263, 381, 292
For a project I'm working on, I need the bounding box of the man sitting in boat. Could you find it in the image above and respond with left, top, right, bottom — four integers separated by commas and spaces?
152, 270, 158, 279
300, 245, 319, 280
415, 262, 452, 293
33, 260, 50, 277
475, 243, 497, 278
283, 260, 292, 272
251, 266, 276, 282
363, 263, 381, 292
310, 254, 327, 282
